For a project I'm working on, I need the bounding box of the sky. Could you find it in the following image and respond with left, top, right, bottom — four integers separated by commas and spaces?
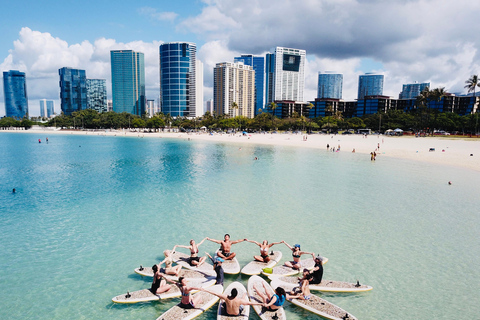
1, 0, 480, 117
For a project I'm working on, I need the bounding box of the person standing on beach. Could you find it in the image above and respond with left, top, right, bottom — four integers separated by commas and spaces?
207, 234, 246, 260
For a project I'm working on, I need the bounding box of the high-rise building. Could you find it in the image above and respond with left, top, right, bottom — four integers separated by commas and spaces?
107, 100, 113, 112
110, 50, 146, 116
3, 70, 28, 119
86, 79, 107, 113
358, 73, 384, 100
213, 62, 255, 118
205, 99, 214, 114
146, 99, 158, 117
317, 72, 343, 99
265, 47, 306, 105
399, 82, 430, 99
39, 99, 54, 118
265, 53, 275, 106
59, 67, 87, 116
159, 42, 203, 118
234, 55, 264, 115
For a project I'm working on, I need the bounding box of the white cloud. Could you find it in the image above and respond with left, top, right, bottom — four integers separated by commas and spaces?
0, 28, 162, 117
138, 7, 178, 22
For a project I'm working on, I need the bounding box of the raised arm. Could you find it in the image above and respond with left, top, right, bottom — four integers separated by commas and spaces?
231, 238, 246, 245
268, 241, 283, 248
206, 237, 222, 244
282, 240, 293, 250
174, 244, 191, 250
299, 250, 313, 256
200, 287, 227, 300
205, 252, 214, 263
246, 239, 261, 246
196, 237, 207, 247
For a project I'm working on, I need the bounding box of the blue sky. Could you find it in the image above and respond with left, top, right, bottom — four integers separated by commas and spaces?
1, 0, 479, 116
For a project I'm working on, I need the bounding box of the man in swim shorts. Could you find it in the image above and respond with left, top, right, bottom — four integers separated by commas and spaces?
206, 234, 246, 260
201, 287, 261, 316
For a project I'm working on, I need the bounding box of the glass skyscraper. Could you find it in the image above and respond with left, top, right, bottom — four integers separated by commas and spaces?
399, 82, 430, 99
317, 72, 343, 99
59, 67, 87, 116
110, 50, 146, 116
358, 73, 384, 99
159, 42, 203, 118
265, 53, 275, 106
39, 99, 54, 118
234, 55, 264, 115
86, 79, 107, 113
3, 70, 28, 119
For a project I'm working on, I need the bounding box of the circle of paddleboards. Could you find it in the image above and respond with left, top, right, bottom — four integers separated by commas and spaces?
112, 278, 216, 304
135, 266, 214, 279
217, 281, 250, 320
270, 276, 373, 293
270, 279, 358, 320
215, 249, 240, 275
261, 256, 328, 277
172, 251, 216, 276
240, 251, 282, 276
247, 275, 286, 320
156, 284, 223, 320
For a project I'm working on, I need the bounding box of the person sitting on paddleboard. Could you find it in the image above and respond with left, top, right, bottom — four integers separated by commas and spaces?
174, 238, 207, 267
288, 268, 313, 300
150, 264, 173, 295
309, 254, 324, 284
205, 252, 224, 285
158, 249, 182, 276
176, 277, 202, 309
201, 287, 261, 316
253, 282, 286, 312
206, 234, 246, 260
282, 241, 314, 270
245, 239, 282, 263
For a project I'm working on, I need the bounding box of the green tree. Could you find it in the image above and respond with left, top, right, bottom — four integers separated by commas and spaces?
267, 102, 278, 129
464, 75, 479, 97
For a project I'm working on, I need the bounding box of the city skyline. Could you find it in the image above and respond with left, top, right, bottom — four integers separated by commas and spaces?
1, 0, 479, 117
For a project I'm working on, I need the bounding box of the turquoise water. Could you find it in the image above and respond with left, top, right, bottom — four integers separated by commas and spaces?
0, 132, 479, 320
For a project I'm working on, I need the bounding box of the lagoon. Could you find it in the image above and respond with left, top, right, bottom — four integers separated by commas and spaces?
0, 132, 479, 319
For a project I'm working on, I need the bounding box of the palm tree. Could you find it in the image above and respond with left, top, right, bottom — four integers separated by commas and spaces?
267, 102, 278, 129
305, 103, 314, 133
231, 101, 239, 117
465, 75, 479, 97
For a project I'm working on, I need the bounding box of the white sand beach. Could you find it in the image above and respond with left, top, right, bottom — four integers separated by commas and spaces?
4, 128, 480, 172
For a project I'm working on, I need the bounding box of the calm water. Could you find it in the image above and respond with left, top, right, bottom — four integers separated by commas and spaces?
0, 132, 479, 320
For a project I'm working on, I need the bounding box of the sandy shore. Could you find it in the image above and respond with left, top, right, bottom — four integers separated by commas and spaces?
3, 128, 480, 172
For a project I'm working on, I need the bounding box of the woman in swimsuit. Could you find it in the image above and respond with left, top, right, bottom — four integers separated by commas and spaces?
176, 277, 202, 309
282, 241, 314, 270
253, 282, 286, 312
158, 249, 182, 276
174, 238, 207, 267
245, 239, 282, 263
150, 264, 173, 294
288, 269, 313, 300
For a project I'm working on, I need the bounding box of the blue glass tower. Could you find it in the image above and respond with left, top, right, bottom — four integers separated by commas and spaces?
265, 53, 275, 105
234, 55, 264, 115
399, 82, 430, 99
86, 79, 107, 113
59, 67, 87, 116
110, 50, 146, 116
317, 72, 343, 99
159, 42, 198, 117
39, 99, 54, 118
358, 73, 384, 99
3, 70, 28, 119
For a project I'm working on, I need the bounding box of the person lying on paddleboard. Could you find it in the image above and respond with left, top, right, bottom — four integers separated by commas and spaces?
157, 249, 182, 276
253, 282, 286, 312
173, 238, 207, 267
288, 268, 313, 300
206, 234, 246, 260
150, 264, 174, 294
245, 239, 282, 263
175, 277, 202, 309
201, 286, 261, 316
205, 252, 224, 285
282, 241, 314, 270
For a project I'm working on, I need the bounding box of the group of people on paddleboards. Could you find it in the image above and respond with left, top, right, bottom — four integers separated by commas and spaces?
149, 233, 324, 316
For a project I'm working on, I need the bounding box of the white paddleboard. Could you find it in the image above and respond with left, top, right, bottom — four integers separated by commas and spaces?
286, 291, 358, 320
156, 284, 223, 320
270, 276, 373, 293
215, 249, 240, 275
172, 251, 216, 276
135, 266, 214, 280
217, 281, 250, 320
247, 275, 286, 320
112, 278, 216, 304
261, 256, 328, 277
241, 251, 282, 275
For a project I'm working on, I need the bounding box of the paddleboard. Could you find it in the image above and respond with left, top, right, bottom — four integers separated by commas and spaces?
112, 278, 216, 304
156, 284, 223, 320
172, 251, 216, 276
240, 251, 282, 275
215, 249, 240, 275
217, 281, 250, 320
247, 275, 286, 320
135, 266, 214, 279
270, 276, 373, 293
261, 256, 328, 277
288, 293, 357, 320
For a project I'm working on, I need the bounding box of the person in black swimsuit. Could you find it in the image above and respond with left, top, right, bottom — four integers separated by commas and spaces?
206, 252, 224, 285
174, 238, 207, 267
309, 255, 324, 284
150, 264, 173, 294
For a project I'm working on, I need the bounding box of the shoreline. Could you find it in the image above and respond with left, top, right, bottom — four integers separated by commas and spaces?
3, 128, 479, 172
